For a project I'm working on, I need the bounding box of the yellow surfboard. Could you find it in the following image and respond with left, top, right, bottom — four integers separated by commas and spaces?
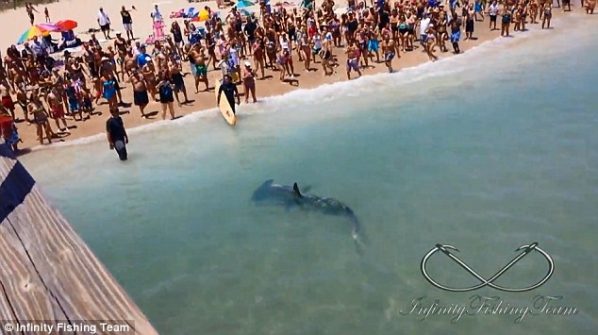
214, 80, 237, 127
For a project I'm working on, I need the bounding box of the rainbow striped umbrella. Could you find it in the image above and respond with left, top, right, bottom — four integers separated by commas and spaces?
17, 25, 50, 44
37, 19, 78, 32
36, 23, 59, 31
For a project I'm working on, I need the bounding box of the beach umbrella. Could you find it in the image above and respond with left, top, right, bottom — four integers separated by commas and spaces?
36, 22, 60, 31
236, 0, 255, 8
17, 25, 50, 44
55, 19, 78, 31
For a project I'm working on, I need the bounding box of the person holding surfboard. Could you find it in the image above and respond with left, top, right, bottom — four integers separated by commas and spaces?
217, 75, 240, 115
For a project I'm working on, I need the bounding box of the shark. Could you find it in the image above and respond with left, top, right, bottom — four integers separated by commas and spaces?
251, 179, 366, 253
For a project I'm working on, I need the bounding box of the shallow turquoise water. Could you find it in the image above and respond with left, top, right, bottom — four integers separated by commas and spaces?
22, 15, 597, 335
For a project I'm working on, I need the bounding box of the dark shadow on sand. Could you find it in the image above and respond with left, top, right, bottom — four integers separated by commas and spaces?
283, 78, 300, 86
144, 111, 160, 119
15, 148, 32, 156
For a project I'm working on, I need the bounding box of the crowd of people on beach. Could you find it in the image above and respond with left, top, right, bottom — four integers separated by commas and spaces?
0, 0, 594, 156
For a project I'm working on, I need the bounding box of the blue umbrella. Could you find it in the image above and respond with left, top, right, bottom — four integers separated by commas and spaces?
237, 0, 255, 8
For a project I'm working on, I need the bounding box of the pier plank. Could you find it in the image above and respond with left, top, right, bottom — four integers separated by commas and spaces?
0, 217, 65, 322
0, 151, 158, 335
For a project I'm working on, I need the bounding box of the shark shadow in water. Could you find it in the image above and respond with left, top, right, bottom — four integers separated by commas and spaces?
251, 179, 366, 253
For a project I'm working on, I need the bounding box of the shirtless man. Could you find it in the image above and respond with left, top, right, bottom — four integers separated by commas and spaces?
114, 32, 129, 80
381, 34, 396, 73
46, 88, 69, 132
129, 70, 149, 118
169, 58, 190, 105
345, 42, 362, 80
153, 41, 168, 72
189, 44, 209, 92
141, 62, 159, 102
586, 0, 596, 14
123, 48, 138, 78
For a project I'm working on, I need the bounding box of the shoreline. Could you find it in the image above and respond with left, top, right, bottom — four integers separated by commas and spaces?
6, 6, 589, 154
20, 30, 538, 153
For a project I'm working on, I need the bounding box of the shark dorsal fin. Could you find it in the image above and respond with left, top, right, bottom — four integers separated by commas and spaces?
293, 183, 303, 198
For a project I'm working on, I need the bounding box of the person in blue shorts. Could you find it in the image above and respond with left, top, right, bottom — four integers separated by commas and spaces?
65, 84, 83, 121
474, 0, 484, 21
102, 75, 118, 110
368, 31, 380, 63
449, 13, 462, 54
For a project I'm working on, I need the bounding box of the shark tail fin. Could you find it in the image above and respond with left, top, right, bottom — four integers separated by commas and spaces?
293, 182, 303, 198
350, 216, 366, 255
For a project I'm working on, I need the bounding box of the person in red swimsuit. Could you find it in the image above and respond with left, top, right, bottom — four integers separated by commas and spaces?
47, 88, 69, 132
0, 82, 16, 120
0, 112, 20, 152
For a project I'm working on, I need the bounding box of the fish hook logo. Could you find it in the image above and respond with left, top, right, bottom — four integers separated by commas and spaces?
420, 242, 554, 292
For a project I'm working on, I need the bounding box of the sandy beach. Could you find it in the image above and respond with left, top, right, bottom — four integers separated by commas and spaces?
0, 0, 589, 151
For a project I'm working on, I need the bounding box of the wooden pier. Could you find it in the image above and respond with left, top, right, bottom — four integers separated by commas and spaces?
0, 144, 158, 334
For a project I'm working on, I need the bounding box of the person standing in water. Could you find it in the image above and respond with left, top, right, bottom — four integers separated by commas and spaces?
106, 106, 128, 161
217, 75, 240, 114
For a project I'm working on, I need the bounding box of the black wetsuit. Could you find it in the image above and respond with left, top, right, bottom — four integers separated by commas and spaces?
218, 82, 238, 114
106, 115, 127, 160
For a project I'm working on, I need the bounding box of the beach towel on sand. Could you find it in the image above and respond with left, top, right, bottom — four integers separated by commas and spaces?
170, 9, 184, 18
185, 7, 199, 18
